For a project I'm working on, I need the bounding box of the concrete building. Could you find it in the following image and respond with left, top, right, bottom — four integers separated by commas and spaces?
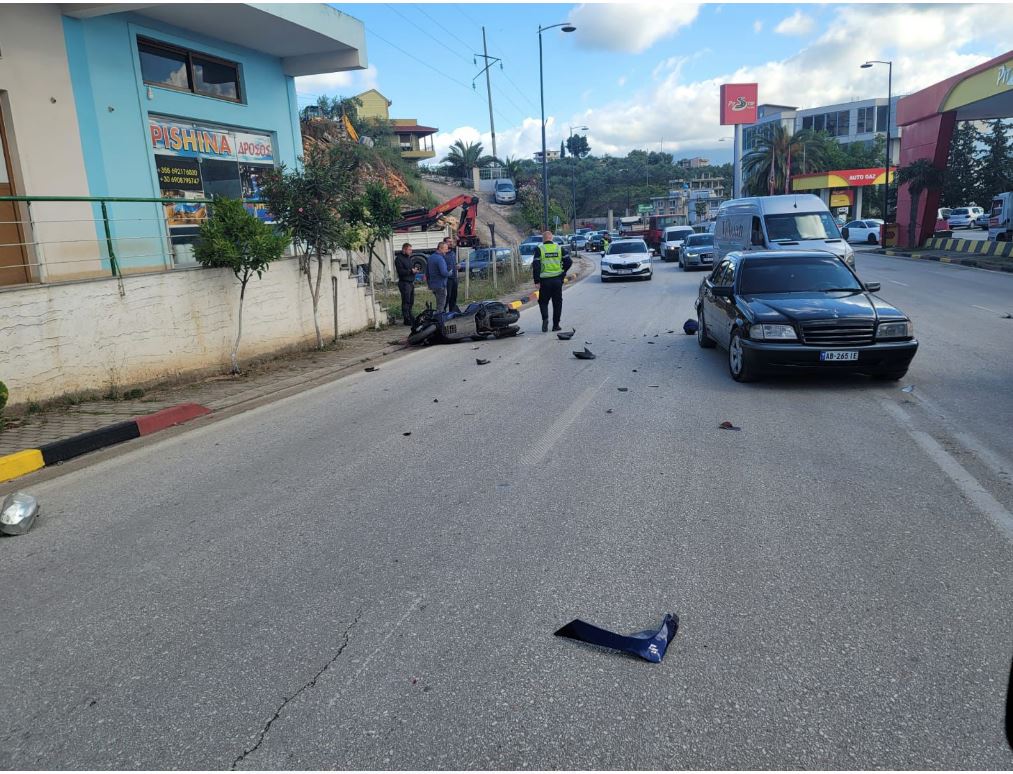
743, 97, 901, 166
354, 88, 437, 163
533, 150, 560, 163
676, 156, 710, 169
0, 3, 385, 405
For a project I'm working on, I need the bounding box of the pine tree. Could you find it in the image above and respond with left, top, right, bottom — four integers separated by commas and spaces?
976, 119, 1012, 207
943, 121, 981, 207
560, 140, 566, 159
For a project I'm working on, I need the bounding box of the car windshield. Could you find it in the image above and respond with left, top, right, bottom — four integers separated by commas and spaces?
739, 256, 862, 294
608, 241, 647, 254
686, 234, 714, 247
666, 230, 692, 240
764, 212, 841, 242
496, 182, 514, 191
952, 208, 968, 215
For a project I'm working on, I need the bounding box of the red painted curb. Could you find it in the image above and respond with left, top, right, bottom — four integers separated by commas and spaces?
135, 403, 212, 436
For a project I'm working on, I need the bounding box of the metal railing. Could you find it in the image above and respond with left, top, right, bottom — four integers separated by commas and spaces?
0, 194, 246, 290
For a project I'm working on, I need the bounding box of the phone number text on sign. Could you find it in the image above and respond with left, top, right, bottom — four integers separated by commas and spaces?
158, 164, 202, 187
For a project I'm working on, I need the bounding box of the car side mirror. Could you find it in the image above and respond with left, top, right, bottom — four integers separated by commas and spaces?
864, 281, 881, 292
712, 286, 733, 298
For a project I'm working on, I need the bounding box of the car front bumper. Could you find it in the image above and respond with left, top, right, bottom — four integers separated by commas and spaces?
740, 339, 918, 373
601, 265, 652, 277
683, 252, 714, 267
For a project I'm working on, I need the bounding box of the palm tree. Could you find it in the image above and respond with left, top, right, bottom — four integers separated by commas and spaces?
895, 159, 947, 248
502, 156, 524, 182
441, 140, 499, 179
742, 124, 830, 196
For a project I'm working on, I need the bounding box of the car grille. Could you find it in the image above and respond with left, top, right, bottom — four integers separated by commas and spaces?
800, 320, 875, 346
610, 261, 640, 270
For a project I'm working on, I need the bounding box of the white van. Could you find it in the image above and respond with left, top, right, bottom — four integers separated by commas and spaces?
714, 194, 855, 268
660, 226, 695, 262
987, 192, 1012, 242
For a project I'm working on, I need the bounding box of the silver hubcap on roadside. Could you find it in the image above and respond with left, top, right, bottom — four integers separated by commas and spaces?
730, 336, 743, 374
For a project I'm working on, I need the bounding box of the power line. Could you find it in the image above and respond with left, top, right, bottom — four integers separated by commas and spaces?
367, 28, 475, 94
412, 4, 474, 52
384, 4, 473, 67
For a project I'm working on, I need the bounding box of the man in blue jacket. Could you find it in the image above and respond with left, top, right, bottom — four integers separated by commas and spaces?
426, 242, 451, 312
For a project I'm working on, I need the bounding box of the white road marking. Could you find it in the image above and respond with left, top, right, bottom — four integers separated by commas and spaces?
526, 377, 609, 464
880, 400, 1013, 542
888, 279, 909, 286
971, 304, 998, 314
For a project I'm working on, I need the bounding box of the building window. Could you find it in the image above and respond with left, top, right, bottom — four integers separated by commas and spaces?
802, 115, 813, 132
138, 38, 242, 103
876, 105, 889, 133
856, 106, 874, 134
837, 110, 850, 137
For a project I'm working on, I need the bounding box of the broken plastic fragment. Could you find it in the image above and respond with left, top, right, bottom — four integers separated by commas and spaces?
364, 366, 379, 372
618, 387, 629, 392
900, 385, 914, 393
403, 432, 412, 436
554, 613, 678, 663
557, 328, 576, 341
573, 347, 596, 360
476, 359, 490, 365
719, 421, 741, 431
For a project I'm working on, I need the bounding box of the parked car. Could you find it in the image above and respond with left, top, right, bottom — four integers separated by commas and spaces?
493, 179, 516, 205
714, 194, 855, 268
460, 246, 512, 274
947, 207, 978, 229
695, 251, 917, 383
679, 233, 716, 270
518, 242, 538, 267
660, 226, 695, 262
842, 219, 883, 245
600, 239, 652, 282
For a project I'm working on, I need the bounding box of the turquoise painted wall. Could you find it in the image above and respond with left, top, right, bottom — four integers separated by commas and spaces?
63, 12, 302, 270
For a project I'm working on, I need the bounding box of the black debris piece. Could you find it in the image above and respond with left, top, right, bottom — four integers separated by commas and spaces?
667, 330, 674, 333
433, 399, 439, 403
403, 432, 412, 436
618, 387, 629, 392
573, 347, 596, 360
364, 366, 379, 372
557, 328, 576, 340
1002, 313, 1012, 319
476, 359, 490, 365
554, 613, 679, 663
719, 421, 741, 431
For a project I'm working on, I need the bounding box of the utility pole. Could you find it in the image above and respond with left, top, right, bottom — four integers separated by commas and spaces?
474, 28, 500, 161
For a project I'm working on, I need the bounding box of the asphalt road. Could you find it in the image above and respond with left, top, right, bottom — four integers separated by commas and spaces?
1, 250, 1011, 769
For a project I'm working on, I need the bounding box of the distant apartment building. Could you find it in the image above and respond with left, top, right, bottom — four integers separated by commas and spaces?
743, 97, 901, 165
354, 88, 437, 163
676, 156, 709, 169
533, 149, 560, 163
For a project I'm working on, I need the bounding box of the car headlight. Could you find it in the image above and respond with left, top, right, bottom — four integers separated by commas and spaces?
750, 323, 797, 341
877, 320, 912, 339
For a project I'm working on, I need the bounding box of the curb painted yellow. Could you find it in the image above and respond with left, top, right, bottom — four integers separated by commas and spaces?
0, 449, 45, 484
940, 256, 952, 263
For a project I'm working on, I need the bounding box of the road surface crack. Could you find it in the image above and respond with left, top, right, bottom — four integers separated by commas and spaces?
230, 610, 362, 770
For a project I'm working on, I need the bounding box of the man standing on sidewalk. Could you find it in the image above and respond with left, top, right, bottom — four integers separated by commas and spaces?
394, 242, 417, 326
443, 237, 461, 313
532, 230, 572, 332
427, 242, 451, 312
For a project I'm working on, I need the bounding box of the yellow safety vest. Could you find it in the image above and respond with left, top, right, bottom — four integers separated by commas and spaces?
539, 241, 563, 277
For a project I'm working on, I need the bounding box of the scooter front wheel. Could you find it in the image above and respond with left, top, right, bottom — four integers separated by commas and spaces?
407, 324, 438, 345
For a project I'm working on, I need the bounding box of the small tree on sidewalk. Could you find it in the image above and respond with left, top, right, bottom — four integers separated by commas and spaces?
195, 198, 289, 373
346, 181, 402, 325
896, 159, 946, 248
260, 146, 362, 349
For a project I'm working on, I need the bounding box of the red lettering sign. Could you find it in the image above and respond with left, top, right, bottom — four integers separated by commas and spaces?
720, 83, 758, 125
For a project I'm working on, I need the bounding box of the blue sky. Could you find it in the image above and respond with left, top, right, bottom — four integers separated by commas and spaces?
295, 3, 1013, 164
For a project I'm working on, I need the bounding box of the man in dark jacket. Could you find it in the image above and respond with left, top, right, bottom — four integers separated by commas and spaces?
443, 237, 460, 313
394, 242, 417, 326
532, 230, 573, 332
426, 242, 451, 312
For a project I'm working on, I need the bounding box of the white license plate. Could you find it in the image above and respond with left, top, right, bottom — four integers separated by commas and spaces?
820, 351, 859, 362
616, 268, 633, 274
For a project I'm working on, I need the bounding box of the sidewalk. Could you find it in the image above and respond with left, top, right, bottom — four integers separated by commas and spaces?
878, 245, 1013, 273
0, 255, 595, 461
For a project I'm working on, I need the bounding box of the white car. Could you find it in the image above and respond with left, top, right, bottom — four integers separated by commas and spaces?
493, 179, 516, 205
600, 239, 652, 282
660, 226, 695, 262
843, 219, 883, 245
947, 207, 978, 229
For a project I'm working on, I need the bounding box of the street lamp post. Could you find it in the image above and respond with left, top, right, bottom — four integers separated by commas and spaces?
569, 124, 588, 233
539, 21, 576, 230
861, 60, 893, 221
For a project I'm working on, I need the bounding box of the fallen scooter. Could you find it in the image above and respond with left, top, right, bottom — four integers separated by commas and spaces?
407, 301, 521, 345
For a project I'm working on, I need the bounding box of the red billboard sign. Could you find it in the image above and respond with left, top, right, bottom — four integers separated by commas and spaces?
720, 83, 758, 125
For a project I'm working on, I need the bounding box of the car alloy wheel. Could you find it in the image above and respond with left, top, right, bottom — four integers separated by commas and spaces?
728, 333, 755, 382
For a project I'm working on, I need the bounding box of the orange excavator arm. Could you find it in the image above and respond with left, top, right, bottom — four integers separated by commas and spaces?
394, 194, 482, 247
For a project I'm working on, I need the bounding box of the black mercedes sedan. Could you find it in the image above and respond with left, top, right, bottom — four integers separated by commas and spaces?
694, 251, 918, 382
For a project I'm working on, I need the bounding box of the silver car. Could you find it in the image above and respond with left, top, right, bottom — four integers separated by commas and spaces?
947, 207, 976, 229
679, 233, 717, 270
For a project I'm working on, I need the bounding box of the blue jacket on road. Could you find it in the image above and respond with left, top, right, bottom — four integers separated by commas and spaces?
427, 250, 451, 289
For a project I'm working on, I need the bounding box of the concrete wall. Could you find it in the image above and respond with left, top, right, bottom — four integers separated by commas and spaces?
0, 256, 383, 405
0, 5, 103, 281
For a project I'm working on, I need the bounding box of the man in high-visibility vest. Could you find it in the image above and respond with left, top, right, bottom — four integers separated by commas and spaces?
532, 230, 572, 332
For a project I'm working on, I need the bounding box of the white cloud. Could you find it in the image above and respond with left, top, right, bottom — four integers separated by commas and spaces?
570, 2, 700, 53
775, 10, 815, 36
753, 20, 763, 34
294, 65, 379, 98
617, 75, 627, 87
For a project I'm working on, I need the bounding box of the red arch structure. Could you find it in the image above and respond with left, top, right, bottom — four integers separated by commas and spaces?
896, 50, 1013, 247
